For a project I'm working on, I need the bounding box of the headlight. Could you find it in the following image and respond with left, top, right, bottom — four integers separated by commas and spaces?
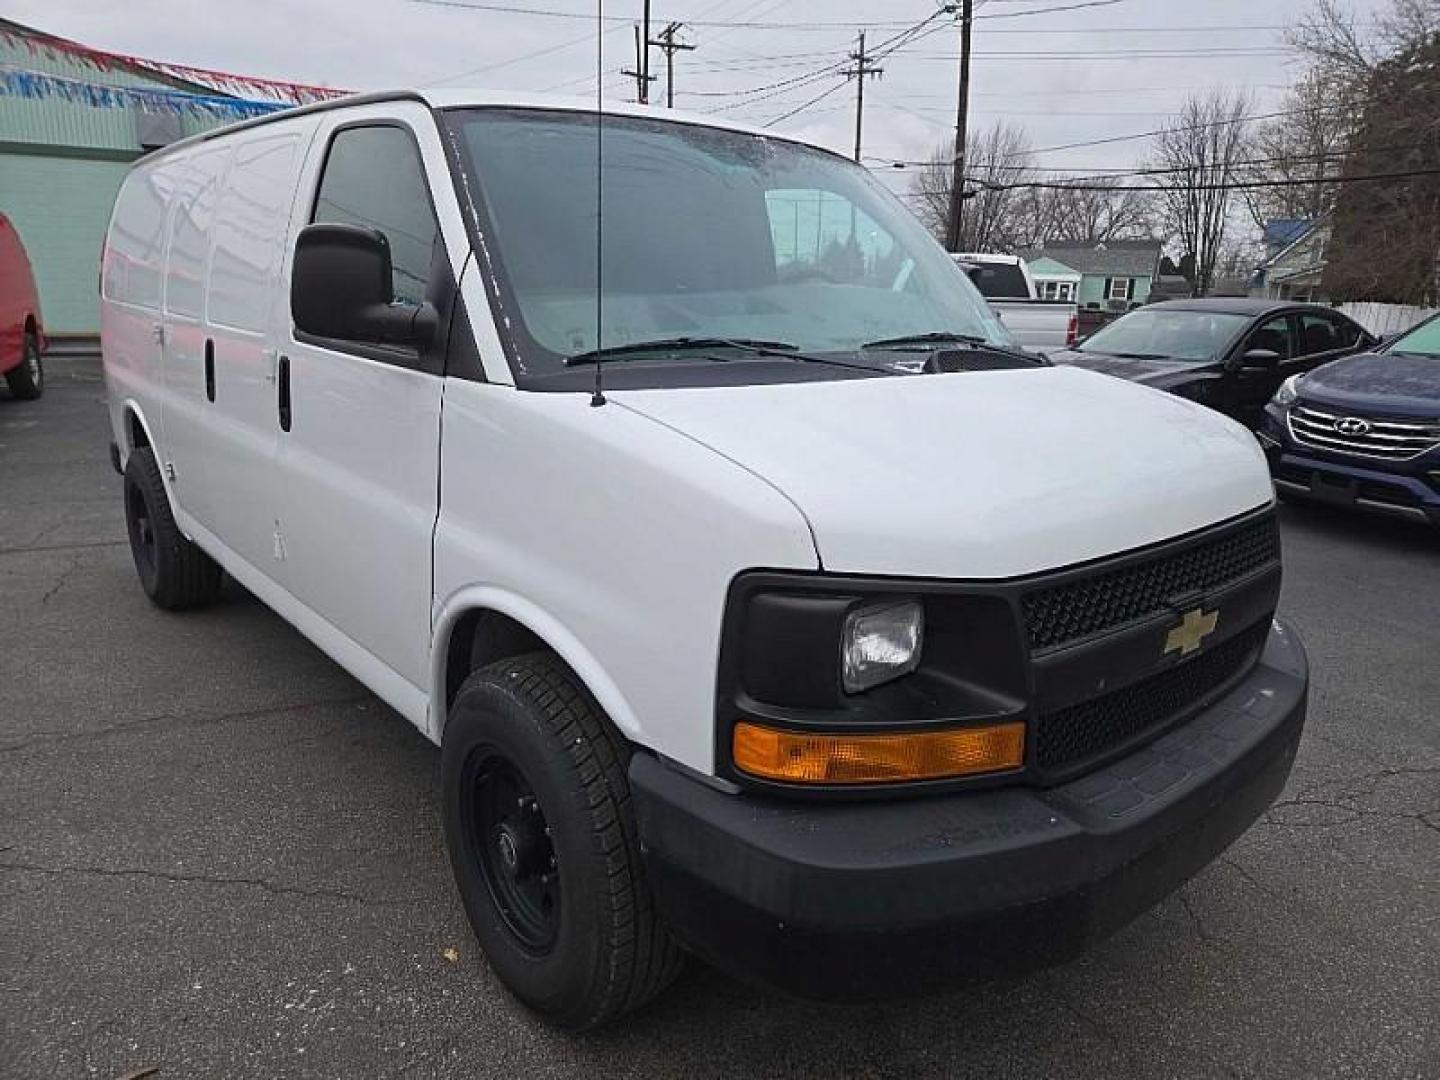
1272, 373, 1303, 408
841, 600, 923, 693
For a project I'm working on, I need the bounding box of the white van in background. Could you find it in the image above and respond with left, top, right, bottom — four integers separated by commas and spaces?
101, 91, 1308, 1030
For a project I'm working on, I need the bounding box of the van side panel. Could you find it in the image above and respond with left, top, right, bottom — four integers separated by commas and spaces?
432, 382, 819, 771
201, 126, 312, 579
101, 166, 169, 460
159, 145, 231, 529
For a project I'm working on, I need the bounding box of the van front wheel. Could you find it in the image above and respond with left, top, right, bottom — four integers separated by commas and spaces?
123, 448, 222, 610
442, 652, 683, 1030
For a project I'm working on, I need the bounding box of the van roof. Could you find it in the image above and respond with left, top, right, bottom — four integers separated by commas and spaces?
137, 88, 828, 166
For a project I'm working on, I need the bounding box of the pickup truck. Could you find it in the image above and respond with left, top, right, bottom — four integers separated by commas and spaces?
955, 252, 1078, 352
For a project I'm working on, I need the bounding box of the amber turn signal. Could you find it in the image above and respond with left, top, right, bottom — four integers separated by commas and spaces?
732, 721, 1026, 785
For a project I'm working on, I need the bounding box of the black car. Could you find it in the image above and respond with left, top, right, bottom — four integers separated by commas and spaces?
1258, 313, 1440, 527
1048, 299, 1377, 428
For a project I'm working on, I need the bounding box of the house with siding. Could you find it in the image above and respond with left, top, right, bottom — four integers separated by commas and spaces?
1017, 240, 1164, 312
1250, 217, 1330, 302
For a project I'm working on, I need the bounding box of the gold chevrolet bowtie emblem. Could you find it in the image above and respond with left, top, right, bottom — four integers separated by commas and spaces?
1165, 608, 1219, 658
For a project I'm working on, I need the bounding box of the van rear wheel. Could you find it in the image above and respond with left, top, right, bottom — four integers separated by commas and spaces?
5, 331, 43, 400
441, 652, 683, 1030
123, 448, 222, 610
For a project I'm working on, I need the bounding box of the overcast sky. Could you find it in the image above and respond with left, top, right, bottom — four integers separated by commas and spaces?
11, 0, 1390, 194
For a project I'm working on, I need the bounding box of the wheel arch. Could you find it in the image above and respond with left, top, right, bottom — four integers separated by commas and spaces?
431, 586, 644, 749
119, 398, 157, 462
116, 399, 185, 506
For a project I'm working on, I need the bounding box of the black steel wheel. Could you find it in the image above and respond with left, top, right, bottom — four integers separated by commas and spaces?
466, 752, 561, 953
441, 651, 683, 1030
121, 447, 222, 610
125, 471, 159, 593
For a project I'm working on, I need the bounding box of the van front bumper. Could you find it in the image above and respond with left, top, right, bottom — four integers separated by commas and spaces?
630, 621, 1307, 1001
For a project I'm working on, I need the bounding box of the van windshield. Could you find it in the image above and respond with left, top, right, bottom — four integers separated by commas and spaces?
445, 108, 1012, 384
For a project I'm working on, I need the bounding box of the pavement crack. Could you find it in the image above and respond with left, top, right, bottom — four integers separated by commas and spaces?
0, 539, 127, 556
0, 858, 377, 905
1218, 856, 1284, 901
37, 553, 84, 605
0, 695, 374, 755
1176, 889, 1224, 947
1052, 988, 1127, 1052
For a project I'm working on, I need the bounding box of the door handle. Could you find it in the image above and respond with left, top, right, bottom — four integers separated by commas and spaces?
277, 355, 292, 432
151, 322, 165, 345
204, 339, 215, 403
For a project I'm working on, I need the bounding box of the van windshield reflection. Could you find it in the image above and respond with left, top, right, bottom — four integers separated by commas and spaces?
446, 108, 1013, 382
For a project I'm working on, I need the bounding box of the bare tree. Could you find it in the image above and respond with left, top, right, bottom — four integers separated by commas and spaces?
1288, 0, 1440, 302
912, 125, 1156, 251
1238, 69, 1355, 231
911, 121, 1035, 252
1290, 0, 1440, 75
1039, 181, 1157, 244
1150, 91, 1251, 296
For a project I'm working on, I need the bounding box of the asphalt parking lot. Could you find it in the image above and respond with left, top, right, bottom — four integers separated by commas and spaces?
2, 353, 1436, 1079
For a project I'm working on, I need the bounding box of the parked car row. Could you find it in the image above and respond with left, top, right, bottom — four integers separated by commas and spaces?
1047, 299, 1439, 529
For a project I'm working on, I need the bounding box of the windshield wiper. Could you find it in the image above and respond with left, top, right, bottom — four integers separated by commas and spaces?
860, 331, 991, 351
563, 337, 798, 366
565, 336, 900, 376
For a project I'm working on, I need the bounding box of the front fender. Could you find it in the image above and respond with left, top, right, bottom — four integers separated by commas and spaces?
429, 585, 644, 749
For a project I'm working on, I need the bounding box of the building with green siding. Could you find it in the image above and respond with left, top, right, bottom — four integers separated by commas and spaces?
1016, 240, 1164, 314
0, 19, 238, 337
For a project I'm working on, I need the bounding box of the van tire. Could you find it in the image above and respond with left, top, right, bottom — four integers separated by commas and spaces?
5, 331, 43, 400
123, 448, 222, 610
442, 652, 683, 1030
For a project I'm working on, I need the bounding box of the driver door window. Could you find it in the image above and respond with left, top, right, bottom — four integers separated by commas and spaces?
1298, 312, 1361, 357
1246, 316, 1294, 360
310, 125, 439, 308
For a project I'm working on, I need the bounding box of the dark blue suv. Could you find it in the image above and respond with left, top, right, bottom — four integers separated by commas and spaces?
1259, 313, 1440, 527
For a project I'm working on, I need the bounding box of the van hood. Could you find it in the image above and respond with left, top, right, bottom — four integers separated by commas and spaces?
614, 366, 1273, 579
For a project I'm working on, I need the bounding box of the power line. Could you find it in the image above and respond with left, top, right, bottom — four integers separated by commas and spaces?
406, 0, 1130, 29
962, 166, 1440, 194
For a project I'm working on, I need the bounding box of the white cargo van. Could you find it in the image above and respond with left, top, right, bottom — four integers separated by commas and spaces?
101, 91, 1308, 1030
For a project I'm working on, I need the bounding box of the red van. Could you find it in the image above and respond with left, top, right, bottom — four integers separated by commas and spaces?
0, 213, 45, 400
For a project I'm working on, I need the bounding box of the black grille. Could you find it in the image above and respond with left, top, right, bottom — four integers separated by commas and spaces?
1034, 620, 1271, 776
1021, 515, 1279, 652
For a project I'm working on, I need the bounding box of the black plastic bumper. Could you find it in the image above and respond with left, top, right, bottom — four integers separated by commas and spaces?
631, 620, 1308, 1001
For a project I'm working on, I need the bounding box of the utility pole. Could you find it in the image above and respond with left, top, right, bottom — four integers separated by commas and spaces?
621, 15, 656, 104
650, 22, 695, 108
944, 0, 973, 252
842, 30, 884, 163
641, 0, 652, 104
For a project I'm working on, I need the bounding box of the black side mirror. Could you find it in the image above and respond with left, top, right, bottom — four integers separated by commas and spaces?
1239, 347, 1282, 369
291, 223, 437, 348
